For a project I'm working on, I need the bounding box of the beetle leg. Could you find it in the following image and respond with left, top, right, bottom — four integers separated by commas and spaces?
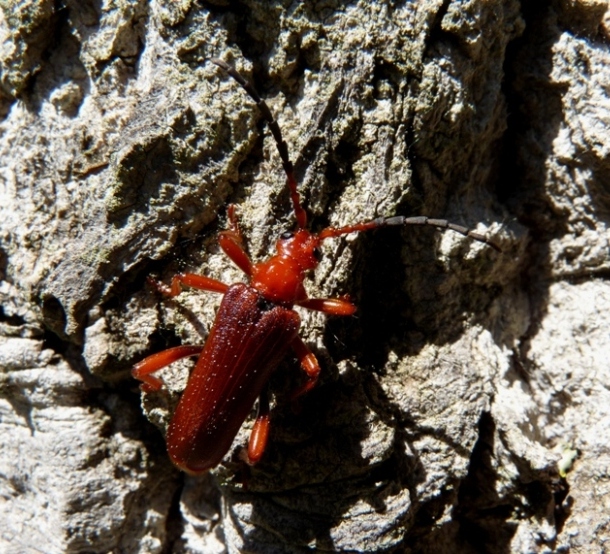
132, 345, 204, 392
290, 335, 321, 397
148, 274, 229, 297
218, 204, 253, 276
226, 204, 245, 243
296, 296, 357, 316
247, 385, 271, 464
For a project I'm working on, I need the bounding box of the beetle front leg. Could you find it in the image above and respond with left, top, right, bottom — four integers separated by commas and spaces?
132, 345, 204, 393
218, 204, 253, 276
247, 385, 271, 464
290, 335, 322, 397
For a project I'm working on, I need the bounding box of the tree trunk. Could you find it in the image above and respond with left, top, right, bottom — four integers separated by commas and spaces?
1, 1, 608, 552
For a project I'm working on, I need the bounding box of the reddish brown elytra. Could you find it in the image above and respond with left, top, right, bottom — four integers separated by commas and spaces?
132, 58, 500, 475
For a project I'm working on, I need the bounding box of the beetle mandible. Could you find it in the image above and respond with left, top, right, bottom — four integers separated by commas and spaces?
132, 58, 500, 475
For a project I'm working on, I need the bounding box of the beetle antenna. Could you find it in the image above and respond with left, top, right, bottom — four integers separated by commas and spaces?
319, 215, 501, 251
211, 58, 308, 229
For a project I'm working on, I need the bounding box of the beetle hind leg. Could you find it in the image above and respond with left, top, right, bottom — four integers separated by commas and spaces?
290, 336, 322, 398
132, 345, 204, 393
246, 336, 322, 464
246, 386, 271, 464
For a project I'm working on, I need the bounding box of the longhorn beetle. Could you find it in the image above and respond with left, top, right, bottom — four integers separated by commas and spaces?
132, 58, 500, 475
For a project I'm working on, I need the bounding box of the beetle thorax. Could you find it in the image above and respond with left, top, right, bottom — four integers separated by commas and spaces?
250, 230, 321, 305
250, 256, 306, 304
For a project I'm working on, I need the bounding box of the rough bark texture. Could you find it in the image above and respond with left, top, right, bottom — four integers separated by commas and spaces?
0, 1, 608, 553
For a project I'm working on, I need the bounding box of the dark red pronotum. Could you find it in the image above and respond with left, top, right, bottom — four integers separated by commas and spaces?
132, 58, 500, 474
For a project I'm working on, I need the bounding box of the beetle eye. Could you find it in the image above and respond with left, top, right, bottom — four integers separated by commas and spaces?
280, 231, 294, 240
313, 247, 322, 261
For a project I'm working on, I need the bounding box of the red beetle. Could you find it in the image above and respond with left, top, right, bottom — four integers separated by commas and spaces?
132, 59, 500, 474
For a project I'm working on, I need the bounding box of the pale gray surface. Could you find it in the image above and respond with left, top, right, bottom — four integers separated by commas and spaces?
0, 1, 608, 553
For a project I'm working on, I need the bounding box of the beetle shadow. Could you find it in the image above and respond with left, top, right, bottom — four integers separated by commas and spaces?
218, 379, 414, 552
217, 362, 499, 552
256, 225, 503, 544
177, 216, 505, 550
334, 225, 501, 367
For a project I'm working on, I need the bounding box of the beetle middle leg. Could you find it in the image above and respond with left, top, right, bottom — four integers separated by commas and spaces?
297, 296, 356, 316
290, 297, 357, 395
147, 274, 230, 298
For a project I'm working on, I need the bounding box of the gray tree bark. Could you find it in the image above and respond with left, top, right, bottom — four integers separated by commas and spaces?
1, 0, 608, 553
